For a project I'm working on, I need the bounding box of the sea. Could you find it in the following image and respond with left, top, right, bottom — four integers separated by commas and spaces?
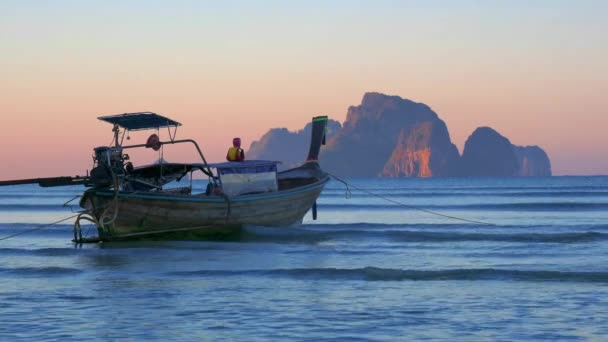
1, 176, 607, 341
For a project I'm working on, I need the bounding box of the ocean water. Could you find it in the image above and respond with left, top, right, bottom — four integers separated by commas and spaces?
1, 177, 607, 341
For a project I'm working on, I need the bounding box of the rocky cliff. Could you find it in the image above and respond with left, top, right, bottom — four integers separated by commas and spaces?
247, 92, 551, 177
513, 145, 552, 176
460, 127, 552, 176
460, 127, 520, 176
319, 92, 460, 177
381, 121, 460, 177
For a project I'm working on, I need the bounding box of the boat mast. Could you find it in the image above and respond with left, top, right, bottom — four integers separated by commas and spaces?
112, 124, 120, 147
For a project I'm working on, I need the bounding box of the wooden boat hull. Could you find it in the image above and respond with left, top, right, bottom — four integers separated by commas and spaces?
81, 176, 329, 241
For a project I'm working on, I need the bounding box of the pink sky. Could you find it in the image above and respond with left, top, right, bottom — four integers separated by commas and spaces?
1, 1, 606, 178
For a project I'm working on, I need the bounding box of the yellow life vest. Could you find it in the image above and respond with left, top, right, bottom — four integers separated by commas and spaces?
227, 147, 243, 161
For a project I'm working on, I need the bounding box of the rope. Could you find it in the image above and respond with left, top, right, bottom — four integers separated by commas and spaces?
0, 214, 82, 242
328, 173, 495, 226
99, 168, 120, 229
62, 195, 82, 213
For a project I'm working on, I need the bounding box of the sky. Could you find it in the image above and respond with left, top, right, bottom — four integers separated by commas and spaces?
0, 0, 606, 178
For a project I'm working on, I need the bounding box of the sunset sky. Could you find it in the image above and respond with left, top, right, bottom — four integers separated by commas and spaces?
1, 1, 606, 178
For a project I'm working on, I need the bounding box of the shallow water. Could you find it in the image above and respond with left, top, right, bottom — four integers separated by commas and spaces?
1, 177, 608, 340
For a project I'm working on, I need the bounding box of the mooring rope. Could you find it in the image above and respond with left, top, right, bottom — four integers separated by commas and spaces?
98, 168, 121, 230
0, 213, 82, 242
328, 173, 495, 226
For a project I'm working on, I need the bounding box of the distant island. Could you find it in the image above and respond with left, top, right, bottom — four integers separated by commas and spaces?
249, 92, 551, 177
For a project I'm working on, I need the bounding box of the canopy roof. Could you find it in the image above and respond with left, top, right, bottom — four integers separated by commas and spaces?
98, 112, 181, 131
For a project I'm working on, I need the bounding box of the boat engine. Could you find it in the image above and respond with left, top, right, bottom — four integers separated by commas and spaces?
89, 146, 129, 187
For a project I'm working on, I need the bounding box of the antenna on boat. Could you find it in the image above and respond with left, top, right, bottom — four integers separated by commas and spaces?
112, 124, 120, 147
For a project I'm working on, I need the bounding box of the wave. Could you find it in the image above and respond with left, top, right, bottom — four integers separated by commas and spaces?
0, 223, 86, 238
319, 202, 608, 211
300, 222, 608, 230
0, 204, 77, 211
324, 185, 608, 192
169, 267, 608, 283
383, 230, 605, 243
239, 228, 606, 244
0, 266, 83, 277
1, 222, 608, 244
0, 193, 82, 199
0, 223, 75, 230
0, 247, 81, 257
321, 191, 608, 198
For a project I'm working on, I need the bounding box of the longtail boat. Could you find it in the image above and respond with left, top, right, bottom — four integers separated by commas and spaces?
0, 113, 330, 241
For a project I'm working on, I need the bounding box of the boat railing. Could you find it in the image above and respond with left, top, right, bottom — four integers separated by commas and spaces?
121, 139, 213, 176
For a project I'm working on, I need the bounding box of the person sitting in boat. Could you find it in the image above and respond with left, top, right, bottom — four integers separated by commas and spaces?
226, 137, 245, 162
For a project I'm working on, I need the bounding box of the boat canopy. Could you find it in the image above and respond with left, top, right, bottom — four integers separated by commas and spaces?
98, 112, 181, 131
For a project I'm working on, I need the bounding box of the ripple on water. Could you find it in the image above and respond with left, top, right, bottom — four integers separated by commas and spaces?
0, 266, 83, 277
168, 267, 608, 283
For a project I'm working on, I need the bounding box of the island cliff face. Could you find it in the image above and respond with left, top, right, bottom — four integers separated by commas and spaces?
247, 92, 552, 177
459, 127, 520, 177
514, 145, 552, 176
459, 127, 552, 177
319, 93, 460, 177
381, 121, 460, 177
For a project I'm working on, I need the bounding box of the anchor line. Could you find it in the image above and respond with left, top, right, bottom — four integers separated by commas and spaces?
0, 213, 82, 242
63, 195, 83, 213
99, 168, 121, 229
328, 173, 496, 226
0, 189, 121, 242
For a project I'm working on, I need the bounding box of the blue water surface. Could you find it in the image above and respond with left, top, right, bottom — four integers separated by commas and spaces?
1, 177, 608, 341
